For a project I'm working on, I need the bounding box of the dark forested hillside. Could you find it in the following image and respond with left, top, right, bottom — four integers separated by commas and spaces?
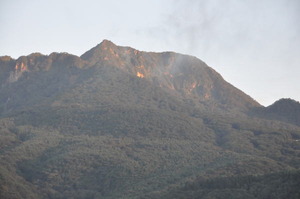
252, 98, 300, 127
158, 170, 300, 199
0, 40, 299, 199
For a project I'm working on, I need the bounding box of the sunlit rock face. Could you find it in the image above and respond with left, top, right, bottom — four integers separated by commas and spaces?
136, 71, 145, 78
8, 62, 27, 82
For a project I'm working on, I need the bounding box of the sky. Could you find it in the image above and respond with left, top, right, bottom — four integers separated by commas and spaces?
0, 0, 299, 106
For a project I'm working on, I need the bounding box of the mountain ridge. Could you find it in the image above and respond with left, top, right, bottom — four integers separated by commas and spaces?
0, 40, 260, 112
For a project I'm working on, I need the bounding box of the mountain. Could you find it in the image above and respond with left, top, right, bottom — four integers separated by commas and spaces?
0, 40, 299, 199
0, 40, 259, 115
81, 40, 260, 109
252, 98, 300, 127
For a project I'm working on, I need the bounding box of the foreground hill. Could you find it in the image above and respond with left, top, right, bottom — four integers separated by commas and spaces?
0, 40, 299, 199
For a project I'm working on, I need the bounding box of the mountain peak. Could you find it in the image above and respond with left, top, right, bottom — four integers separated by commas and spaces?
77, 40, 261, 109
99, 39, 116, 48
268, 98, 300, 110
80, 39, 119, 64
256, 98, 300, 126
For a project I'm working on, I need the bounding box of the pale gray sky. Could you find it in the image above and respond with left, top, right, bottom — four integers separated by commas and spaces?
0, 0, 299, 106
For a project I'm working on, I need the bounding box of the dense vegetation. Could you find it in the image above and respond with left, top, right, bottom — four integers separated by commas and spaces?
158, 170, 300, 199
0, 41, 299, 198
252, 98, 300, 127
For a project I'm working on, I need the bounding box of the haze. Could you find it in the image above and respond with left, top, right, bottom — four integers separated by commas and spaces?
0, 0, 299, 106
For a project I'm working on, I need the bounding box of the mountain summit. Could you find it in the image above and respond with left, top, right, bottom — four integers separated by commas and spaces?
83, 40, 260, 108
